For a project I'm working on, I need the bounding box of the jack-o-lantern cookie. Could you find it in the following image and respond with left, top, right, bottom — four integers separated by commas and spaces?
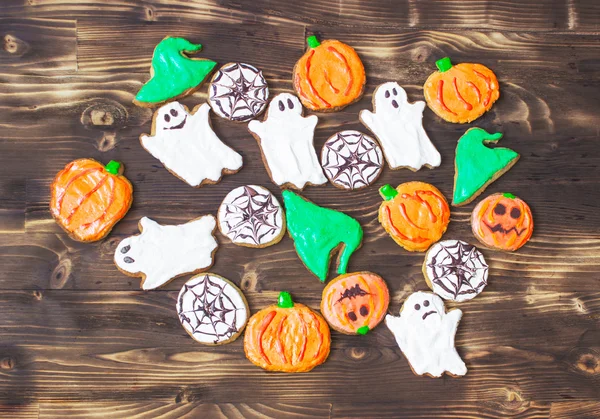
471, 193, 533, 251
321, 272, 389, 335
293, 35, 366, 112
244, 292, 331, 372
50, 159, 133, 242
378, 182, 450, 252
423, 57, 499, 124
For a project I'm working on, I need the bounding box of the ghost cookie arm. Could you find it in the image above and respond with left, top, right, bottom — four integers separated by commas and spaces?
359, 109, 376, 133
248, 120, 265, 138
190, 102, 211, 126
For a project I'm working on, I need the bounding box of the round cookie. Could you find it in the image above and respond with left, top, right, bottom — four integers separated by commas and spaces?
471, 192, 533, 251
177, 273, 249, 345
321, 130, 383, 190
423, 240, 489, 302
244, 292, 331, 372
218, 185, 285, 248
208, 62, 268, 122
321, 272, 389, 335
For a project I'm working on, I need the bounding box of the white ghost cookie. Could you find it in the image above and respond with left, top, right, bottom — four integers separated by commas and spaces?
360, 82, 441, 171
114, 215, 218, 290
385, 291, 467, 378
140, 102, 243, 187
248, 93, 327, 190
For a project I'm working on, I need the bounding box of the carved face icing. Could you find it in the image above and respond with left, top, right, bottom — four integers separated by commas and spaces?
156, 102, 188, 131
268, 93, 302, 117
374, 82, 407, 114
401, 292, 444, 325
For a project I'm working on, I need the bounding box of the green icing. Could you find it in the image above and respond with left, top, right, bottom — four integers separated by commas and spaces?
135, 37, 217, 105
278, 291, 294, 308
453, 128, 519, 205
379, 184, 398, 201
104, 160, 121, 175
503, 192, 516, 199
357, 326, 370, 335
282, 190, 363, 282
306, 35, 321, 48
436, 57, 453, 72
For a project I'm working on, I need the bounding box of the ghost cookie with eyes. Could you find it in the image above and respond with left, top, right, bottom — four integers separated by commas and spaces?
248, 93, 327, 190
360, 82, 441, 171
140, 101, 243, 187
385, 291, 467, 378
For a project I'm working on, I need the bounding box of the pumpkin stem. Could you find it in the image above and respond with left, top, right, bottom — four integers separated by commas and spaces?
379, 184, 398, 201
278, 291, 294, 308
105, 160, 121, 175
503, 192, 516, 199
436, 57, 452, 73
306, 35, 321, 49
357, 326, 370, 335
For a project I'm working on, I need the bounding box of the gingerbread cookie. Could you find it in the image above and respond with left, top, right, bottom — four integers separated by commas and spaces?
378, 182, 450, 252
471, 193, 533, 251
114, 215, 218, 290
321, 272, 389, 335
208, 62, 269, 122
177, 273, 248, 345
50, 159, 133, 242
293, 35, 366, 112
283, 190, 363, 282
321, 130, 383, 190
244, 292, 331, 372
140, 102, 243, 187
423, 57, 499, 124
218, 185, 285, 248
453, 128, 519, 206
423, 240, 489, 302
386, 291, 467, 378
360, 82, 441, 171
134, 37, 217, 107
248, 93, 327, 189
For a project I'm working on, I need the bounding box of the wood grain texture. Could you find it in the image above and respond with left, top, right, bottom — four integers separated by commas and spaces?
1, 1, 600, 417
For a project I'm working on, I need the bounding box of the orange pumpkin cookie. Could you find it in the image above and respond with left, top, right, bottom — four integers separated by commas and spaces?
471, 193, 533, 251
244, 292, 331, 373
423, 57, 499, 123
321, 272, 389, 335
50, 159, 133, 242
293, 35, 366, 112
378, 182, 450, 252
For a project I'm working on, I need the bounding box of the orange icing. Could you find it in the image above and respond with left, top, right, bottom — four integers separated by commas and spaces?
293, 39, 365, 111
424, 62, 499, 123
50, 159, 133, 242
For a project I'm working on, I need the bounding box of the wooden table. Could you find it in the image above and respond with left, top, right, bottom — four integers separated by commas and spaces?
1, 1, 599, 418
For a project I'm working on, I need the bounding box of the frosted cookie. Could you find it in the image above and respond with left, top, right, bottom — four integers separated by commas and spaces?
248, 93, 327, 189
386, 291, 467, 378
321, 272, 389, 335
208, 62, 268, 122
177, 273, 249, 345
114, 215, 218, 290
471, 192, 533, 251
378, 182, 450, 252
134, 37, 217, 107
218, 185, 285, 248
283, 190, 363, 282
244, 292, 331, 372
293, 35, 366, 112
453, 128, 519, 206
140, 102, 242, 187
423, 57, 499, 124
321, 130, 383, 190
423, 240, 489, 302
360, 82, 441, 171
50, 159, 133, 242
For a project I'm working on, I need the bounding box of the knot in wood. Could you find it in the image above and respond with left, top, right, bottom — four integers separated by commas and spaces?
0, 357, 15, 370
51, 258, 72, 289
81, 100, 128, 130
576, 352, 600, 375
3, 34, 19, 54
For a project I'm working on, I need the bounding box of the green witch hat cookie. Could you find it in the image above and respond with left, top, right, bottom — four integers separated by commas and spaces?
282, 190, 363, 282
135, 37, 217, 107
453, 128, 519, 206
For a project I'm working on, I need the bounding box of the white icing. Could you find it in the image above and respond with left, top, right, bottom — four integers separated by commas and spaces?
360, 82, 441, 170
385, 291, 467, 377
177, 274, 248, 345
248, 93, 327, 189
114, 215, 218, 290
141, 102, 243, 187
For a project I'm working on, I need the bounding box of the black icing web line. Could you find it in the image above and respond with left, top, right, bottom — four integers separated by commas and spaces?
427, 241, 488, 299
211, 63, 268, 121
322, 132, 382, 189
223, 186, 280, 245
178, 275, 243, 344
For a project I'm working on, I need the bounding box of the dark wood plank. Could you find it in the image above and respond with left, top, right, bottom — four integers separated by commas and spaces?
550, 401, 600, 419
0, 404, 38, 419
